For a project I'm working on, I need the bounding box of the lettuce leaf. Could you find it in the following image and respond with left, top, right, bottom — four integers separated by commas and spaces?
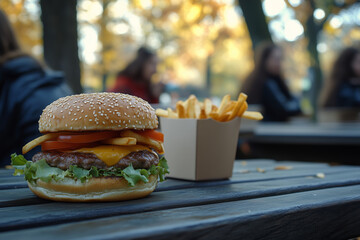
10, 153, 169, 187
68, 165, 90, 183
122, 165, 149, 186
11, 153, 27, 176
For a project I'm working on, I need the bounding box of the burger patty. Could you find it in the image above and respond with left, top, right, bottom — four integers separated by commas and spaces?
32, 150, 159, 170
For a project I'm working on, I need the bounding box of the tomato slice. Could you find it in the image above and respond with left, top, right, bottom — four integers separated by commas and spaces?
136, 130, 164, 142
57, 131, 120, 143
41, 141, 98, 151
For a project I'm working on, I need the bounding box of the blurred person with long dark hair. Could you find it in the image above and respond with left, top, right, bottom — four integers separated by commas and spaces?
321, 47, 360, 108
109, 47, 162, 103
241, 43, 302, 121
0, 9, 71, 166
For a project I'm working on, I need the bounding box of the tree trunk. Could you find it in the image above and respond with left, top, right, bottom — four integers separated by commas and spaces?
304, 0, 323, 122
205, 54, 212, 94
99, 0, 112, 92
40, 0, 82, 94
238, 0, 273, 49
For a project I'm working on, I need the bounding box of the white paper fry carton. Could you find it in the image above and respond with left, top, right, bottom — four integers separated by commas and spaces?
160, 117, 241, 181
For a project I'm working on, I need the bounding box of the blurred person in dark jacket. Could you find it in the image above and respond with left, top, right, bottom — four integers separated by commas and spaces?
0, 9, 71, 166
108, 47, 163, 103
242, 43, 302, 121
321, 47, 360, 108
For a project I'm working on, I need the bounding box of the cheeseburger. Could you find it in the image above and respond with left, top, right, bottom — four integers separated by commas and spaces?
11, 93, 168, 202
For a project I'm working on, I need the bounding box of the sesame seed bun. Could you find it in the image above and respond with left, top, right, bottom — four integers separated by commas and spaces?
28, 175, 158, 202
39, 93, 158, 133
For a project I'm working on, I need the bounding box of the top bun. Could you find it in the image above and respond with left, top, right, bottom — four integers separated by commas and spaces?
39, 93, 158, 133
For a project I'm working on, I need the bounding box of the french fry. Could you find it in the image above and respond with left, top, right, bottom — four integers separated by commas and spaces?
183, 98, 189, 118
199, 108, 207, 119
120, 130, 164, 154
155, 92, 262, 122
156, 109, 168, 118
218, 112, 231, 122
228, 93, 247, 121
22, 133, 61, 154
242, 111, 263, 120
217, 94, 231, 117
204, 98, 212, 117
224, 101, 236, 113
187, 95, 196, 118
209, 112, 219, 120
103, 137, 137, 146
194, 100, 201, 119
211, 105, 218, 113
238, 102, 248, 117
167, 108, 179, 119
176, 101, 186, 118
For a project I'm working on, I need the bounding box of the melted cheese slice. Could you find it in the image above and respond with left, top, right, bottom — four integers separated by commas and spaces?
74, 145, 151, 166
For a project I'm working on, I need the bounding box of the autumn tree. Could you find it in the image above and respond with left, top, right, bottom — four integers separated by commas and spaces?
0, 0, 42, 58
285, 0, 359, 120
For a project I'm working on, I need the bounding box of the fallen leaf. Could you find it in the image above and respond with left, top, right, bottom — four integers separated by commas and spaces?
241, 161, 247, 166
239, 169, 250, 174
256, 168, 266, 173
274, 166, 293, 170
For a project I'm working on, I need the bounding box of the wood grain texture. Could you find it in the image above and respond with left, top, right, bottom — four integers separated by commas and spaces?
1, 159, 360, 239
1, 162, 358, 204
1, 184, 360, 240
1, 170, 360, 232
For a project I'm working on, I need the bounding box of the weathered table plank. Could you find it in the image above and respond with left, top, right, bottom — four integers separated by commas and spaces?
252, 123, 360, 145
1, 170, 360, 232
1, 184, 360, 240
0, 160, 349, 191
1, 162, 358, 205
1, 159, 359, 239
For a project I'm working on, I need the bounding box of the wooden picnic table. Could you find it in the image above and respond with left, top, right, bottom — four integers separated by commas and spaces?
241, 123, 360, 164
251, 122, 360, 145
1, 159, 360, 239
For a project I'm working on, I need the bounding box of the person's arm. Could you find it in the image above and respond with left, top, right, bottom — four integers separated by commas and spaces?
263, 80, 301, 120
19, 83, 71, 159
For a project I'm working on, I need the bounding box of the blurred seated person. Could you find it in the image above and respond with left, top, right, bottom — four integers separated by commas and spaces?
241, 43, 302, 121
108, 47, 162, 103
321, 47, 360, 108
0, 9, 71, 166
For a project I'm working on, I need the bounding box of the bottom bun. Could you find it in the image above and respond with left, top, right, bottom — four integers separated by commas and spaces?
28, 175, 158, 202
